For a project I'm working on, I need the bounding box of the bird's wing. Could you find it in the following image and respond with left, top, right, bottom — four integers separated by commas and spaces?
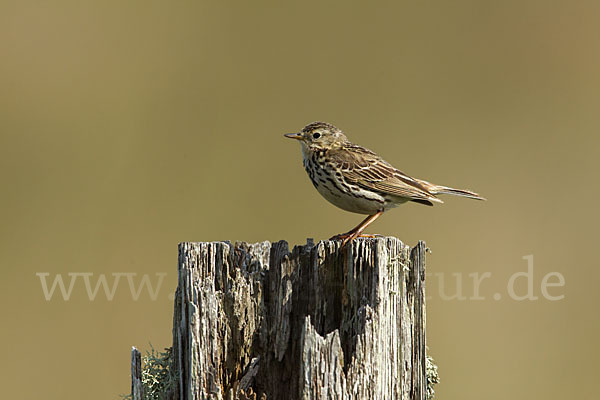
328, 144, 443, 205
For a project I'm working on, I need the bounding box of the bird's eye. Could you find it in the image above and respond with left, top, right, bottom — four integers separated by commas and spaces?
312, 132, 321, 139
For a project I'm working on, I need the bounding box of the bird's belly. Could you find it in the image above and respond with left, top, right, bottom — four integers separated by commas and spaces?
314, 178, 385, 215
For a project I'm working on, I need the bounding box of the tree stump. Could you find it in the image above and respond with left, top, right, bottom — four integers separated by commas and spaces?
131, 237, 431, 400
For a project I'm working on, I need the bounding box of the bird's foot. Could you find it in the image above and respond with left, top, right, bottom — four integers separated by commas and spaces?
329, 232, 377, 247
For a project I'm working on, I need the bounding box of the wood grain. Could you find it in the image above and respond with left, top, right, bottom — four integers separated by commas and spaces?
163, 237, 428, 399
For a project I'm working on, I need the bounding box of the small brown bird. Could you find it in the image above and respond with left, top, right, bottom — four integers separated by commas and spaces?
285, 121, 485, 245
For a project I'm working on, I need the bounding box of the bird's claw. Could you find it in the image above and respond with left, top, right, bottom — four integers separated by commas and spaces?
329, 232, 377, 246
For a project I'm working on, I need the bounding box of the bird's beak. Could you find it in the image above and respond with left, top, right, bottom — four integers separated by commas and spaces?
284, 132, 303, 140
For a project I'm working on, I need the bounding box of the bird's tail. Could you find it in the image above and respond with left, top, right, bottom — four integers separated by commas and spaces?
417, 179, 486, 201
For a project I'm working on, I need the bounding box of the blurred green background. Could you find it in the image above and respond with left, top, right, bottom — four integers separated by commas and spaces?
1, 1, 598, 399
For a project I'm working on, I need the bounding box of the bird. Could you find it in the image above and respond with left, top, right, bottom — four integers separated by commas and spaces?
284, 121, 485, 245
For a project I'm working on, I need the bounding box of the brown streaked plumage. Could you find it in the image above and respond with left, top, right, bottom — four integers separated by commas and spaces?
284, 121, 485, 245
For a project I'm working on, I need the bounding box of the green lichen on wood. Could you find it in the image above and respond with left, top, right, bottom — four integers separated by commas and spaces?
123, 345, 176, 400
426, 353, 440, 400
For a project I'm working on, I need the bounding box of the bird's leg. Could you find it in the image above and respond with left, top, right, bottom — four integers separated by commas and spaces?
330, 211, 384, 246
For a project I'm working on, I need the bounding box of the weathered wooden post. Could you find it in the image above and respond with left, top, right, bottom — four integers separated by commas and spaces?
131, 347, 144, 399
130, 237, 436, 399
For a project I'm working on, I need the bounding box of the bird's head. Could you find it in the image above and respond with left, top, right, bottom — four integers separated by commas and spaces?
284, 122, 348, 150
